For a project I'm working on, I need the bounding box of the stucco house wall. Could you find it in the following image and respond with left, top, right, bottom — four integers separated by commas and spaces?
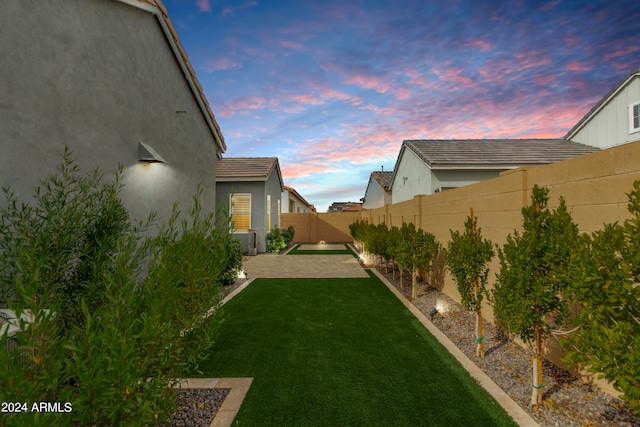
391, 149, 432, 204
432, 169, 505, 191
281, 188, 313, 213
362, 176, 391, 209
216, 168, 283, 253
0, 0, 224, 227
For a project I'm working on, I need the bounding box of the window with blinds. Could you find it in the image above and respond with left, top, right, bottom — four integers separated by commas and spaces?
230, 193, 251, 233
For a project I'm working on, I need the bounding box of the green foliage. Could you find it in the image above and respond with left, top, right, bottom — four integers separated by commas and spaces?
561, 180, 640, 413
395, 222, 440, 274
266, 228, 286, 252
0, 150, 229, 425
445, 215, 494, 312
281, 225, 295, 246
348, 219, 368, 242
385, 225, 401, 263
493, 185, 580, 342
220, 235, 244, 286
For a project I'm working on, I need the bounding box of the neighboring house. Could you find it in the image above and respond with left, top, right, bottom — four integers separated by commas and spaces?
282, 186, 315, 213
565, 67, 640, 149
216, 158, 284, 253
328, 202, 363, 212
0, 0, 225, 226
361, 171, 393, 209
390, 140, 598, 204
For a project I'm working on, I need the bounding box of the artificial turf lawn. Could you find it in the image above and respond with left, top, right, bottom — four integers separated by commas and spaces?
198, 270, 517, 426
287, 244, 358, 257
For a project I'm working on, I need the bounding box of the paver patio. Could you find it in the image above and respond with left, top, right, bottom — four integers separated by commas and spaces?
241, 253, 368, 278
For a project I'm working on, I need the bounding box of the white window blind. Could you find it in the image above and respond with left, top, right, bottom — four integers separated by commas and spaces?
230, 194, 251, 232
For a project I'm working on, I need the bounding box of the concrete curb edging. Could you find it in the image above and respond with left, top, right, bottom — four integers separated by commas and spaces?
173, 377, 254, 427
370, 268, 539, 427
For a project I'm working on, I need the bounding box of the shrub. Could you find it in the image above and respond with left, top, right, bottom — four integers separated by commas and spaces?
562, 180, 640, 414
281, 225, 295, 246
219, 235, 243, 286
0, 149, 228, 425
266, 228, 286, 253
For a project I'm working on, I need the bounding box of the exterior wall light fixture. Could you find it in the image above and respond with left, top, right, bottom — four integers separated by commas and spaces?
138, 142, 166, 163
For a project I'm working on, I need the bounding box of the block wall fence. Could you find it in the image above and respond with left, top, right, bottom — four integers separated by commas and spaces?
282, 141, 640, 395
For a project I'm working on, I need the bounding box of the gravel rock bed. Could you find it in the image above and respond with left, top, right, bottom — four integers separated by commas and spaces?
163, 388, 230, 427
373, 265, 640, 427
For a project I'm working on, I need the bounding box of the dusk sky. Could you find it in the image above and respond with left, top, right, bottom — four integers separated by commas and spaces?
162, 0, 639, 211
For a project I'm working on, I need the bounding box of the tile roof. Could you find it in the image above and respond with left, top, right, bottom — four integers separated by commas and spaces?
371, 171, 393, 189
284, 186, 314, 210
216, 157, 279, 180
402, 139, 599, 167
565, 67, 640, 140
128, 0, 226, 153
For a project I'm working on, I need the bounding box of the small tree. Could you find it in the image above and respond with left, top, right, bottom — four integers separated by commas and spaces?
562, 180, 640, 414
396, 223, 439, 298
349, 219, 368, 254
386, 225, 401, 279
493, 185, 580, 406
445, 209, 494, 358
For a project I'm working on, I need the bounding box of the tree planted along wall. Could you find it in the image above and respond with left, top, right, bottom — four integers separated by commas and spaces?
445, 209, 494, 358
493, 185, 581, 406
561, 180, 640, 414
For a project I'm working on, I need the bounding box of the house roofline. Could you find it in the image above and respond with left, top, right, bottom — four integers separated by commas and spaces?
284, 186, 313, 210
564, 67, 640, 141
118, 0, 226, 154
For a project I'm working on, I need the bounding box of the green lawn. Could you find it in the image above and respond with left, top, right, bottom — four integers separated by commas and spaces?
287, 244, 357, 256
198, 271, 517, 426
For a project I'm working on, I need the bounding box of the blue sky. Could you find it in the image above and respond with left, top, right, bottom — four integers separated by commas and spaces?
162, 0, 639, 211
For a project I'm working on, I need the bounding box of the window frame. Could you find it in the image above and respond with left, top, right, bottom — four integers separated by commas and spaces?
630, 101, 640, 134
267, 194, 271, 232
229, 193, 251, 233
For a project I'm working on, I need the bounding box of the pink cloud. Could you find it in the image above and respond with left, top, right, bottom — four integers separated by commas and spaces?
539, 0, 560, 11
221, 6, 233, 16
219, 96, 267, 117
280, 40, 303, 50
533, 73, 556, 86
565, 62, 594, 72
290, 93, 322, 105
433, 67, 481, 91
342, 74, 391, 94
466, 39, 494, 52
478, 58, 517, 85
603, 45, 639, 61
196, 0, 211, 12
205, 58, 242, 72
513, 51, 552, 71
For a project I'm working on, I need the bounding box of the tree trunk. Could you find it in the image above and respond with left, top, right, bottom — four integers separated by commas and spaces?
475, 278, 484, 358
530, 324, 543, 405
399, 266, 403, 289
392, 261, 396, 280
412, 270, 417, 298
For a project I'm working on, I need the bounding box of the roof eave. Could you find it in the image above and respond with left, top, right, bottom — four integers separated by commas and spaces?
119, 0, 226, 154
565, 68, 640, 140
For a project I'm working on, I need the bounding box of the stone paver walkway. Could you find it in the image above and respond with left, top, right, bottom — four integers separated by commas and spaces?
242, 253, 368, 278
296, 243, 347, 250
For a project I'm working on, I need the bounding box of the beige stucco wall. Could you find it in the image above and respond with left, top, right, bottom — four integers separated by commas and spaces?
282, 212, 360, 243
